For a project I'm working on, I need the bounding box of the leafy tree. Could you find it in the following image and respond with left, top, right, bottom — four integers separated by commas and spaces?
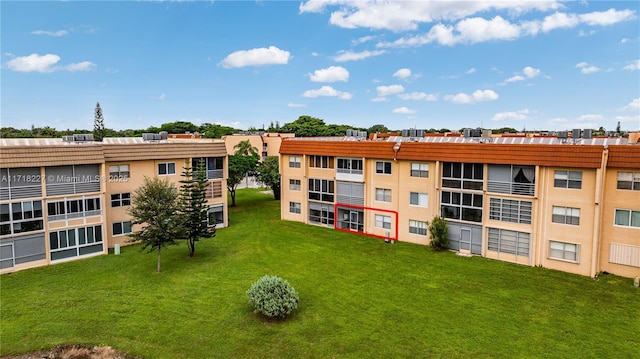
128, 177, 182, 272
256, 156, 281, 200
93, 102, 106, 141
279, 116, 327, 137
199, 123, 236, 138
159, 121, 199, 134
428, 216, 449, 251
368, 124, 389, 133
227, 140, 259, 206
179, 159, 213, 257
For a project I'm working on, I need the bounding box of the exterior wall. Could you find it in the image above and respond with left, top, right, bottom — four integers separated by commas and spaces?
599, 167, 640, 278
280, 154, 307, 223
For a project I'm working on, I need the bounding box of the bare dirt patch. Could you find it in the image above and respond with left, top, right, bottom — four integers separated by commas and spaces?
1, 344, 138, 359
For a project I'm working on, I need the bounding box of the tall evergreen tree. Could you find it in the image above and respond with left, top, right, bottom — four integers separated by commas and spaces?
93, 102, 105, 141
179, 159, 213, 257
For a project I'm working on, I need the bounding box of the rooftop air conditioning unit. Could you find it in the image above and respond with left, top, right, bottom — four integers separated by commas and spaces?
142, 133, 155, 141
583, 129, 592, 139
62, 135, 75, 142
557, 131, 568, 139
572, 128, 581, 139
159, 131, 168, 140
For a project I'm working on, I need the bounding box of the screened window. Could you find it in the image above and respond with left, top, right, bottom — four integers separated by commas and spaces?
552, 206, 580, 225
111, 193, 131, 207
207, 205, 224, 226
487, 164, 535, 195
409, 220, 427, 236
158, 162, 176, 175
554, 170, 582, 189
112, 221, 133, 236
337, 158, 363, 174
443, 162, 483, 191
289, 202, 301, 214
376, 161, 392, 174
375, 188, 391, 202
617, 172, 640, 191
375, 215, 391, 229
441, 191, 482, 223
49, 225, 103, 261
0, 200, 43, 236
409, 192, 428, 207
410, 163, 429, 178
289, 156, 301, 168
336, 182, 364, 206
309, 202, 334, 226
289, 179, 301, 191
614, 209, 640, 228
308, 179, 334, 203
309, 156, 333, 169
192, 157, 224, 179
487, 228, 530, 257
549, 241, 579, 262
109, 164, 130, 179
489, 198, 532, 224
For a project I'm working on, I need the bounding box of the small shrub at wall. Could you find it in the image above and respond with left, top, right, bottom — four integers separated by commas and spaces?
428, 216, 449, 251
247, 275, 299, 319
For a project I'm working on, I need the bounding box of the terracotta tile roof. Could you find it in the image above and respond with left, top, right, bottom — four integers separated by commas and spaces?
607, 145, 640, 169
280, 139, 606, 168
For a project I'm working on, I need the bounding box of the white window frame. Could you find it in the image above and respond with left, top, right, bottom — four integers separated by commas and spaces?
554, 170, 582, 189
614, 209, 640, 228
617, 171, 640, 191
110, 193, 131, 207
289, 202, 301, 214
289, 156, 301, 168
289, 179, 301, 191
109, 164, 130, 179
375, 188, 391, 202
375, 214, 391, 229
112, 221, 132, 236
409, 220, 427, 236
409, 192, 428, 207
375, 161, 392, 175
410, 163, 429, 178
158, 162, 176, 176
552, 206, 580, 226
549, 240, 579, 263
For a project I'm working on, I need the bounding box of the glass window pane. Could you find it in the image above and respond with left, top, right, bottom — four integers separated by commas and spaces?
615, 210, 630, 226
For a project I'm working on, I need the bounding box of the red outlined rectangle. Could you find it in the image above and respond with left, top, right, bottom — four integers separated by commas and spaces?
333, 202, 399, 241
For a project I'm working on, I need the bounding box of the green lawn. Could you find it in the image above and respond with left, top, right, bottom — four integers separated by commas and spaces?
1, 189, 639, 358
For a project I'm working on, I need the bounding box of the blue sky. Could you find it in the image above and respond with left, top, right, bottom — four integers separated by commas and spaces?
1, 1, 639, 133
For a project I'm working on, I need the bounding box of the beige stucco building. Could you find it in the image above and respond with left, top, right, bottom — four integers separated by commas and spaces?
1, 135, 228, 273
279, 133, 640, 278
223, 132, 295, 160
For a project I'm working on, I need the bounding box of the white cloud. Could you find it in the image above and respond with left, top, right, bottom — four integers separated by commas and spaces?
302, 85, 353, 100
309, 66, 349, 82
31, 29, 68, 37
575, 62, 600, 74
523, 66, 541, 78
506, 75, 525, 83
579, 8, 636, 26
444, 89, 499, 104
352, 35, 377, 45
288, 102, 308, 108
393, 68, 411, 79
620, 38, 629, 44
492, 109, 531, 121
220, 46, 291, 69
333, 49, 385, 62
398, 92, 438, 101
64, 61, 97, 72
623, 98, 640, 110
5, 53, 96, 73
466, 67, 476, 74
376, 84, 405, 96
371, 96, 388, 102
393, 107, 416, 114
577, 114, 604, 122
623, 59, 640, 71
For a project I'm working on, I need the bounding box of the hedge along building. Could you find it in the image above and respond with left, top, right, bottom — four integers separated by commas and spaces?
279, 132, 640, 279
0, 135, 228, 273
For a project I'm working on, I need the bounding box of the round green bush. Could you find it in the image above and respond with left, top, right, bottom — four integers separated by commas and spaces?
247, 275, 299, 318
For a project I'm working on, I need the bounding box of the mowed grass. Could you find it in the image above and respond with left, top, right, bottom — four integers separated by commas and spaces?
1, 189, 639, 358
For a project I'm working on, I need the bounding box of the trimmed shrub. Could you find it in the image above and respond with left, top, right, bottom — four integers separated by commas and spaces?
428, 215, 449, 251
247, 275, 299, 318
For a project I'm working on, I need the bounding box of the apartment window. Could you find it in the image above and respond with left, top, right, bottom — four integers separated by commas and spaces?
289, 202, 301, 214
441, 191, 483, 223
158, 162, 176, 176
336, 182, 364, 206
617, 172, 640, 191
309, 155, 334, 169
309, 202, 334, 226
308, 179, 334, 203
549, 241, 579, 262
443, 162, 484, 191
409, 192, 428, 207
289, 156, 301, 168
552, 206, 580, 225
409, 220, 427, 236
47, 197, 101, 221
289, 179, 301, 191
487, 164, 535, 196
487, 228, 530, 257
192, 157, 224, 179
49, 225, 103, 261
0, 200, 44, 236
375, 215, 391, 229
375, 188, 392, 202
337, 158, 363, 175
0, 167, 43, 200
111, 193, 131, 207
554, 170, 582, 189
112, 221, 133, 236
207, 205, 224, 226
376, 161, 392, 174
109, 164, 130, 179
489, 198, 532, 224
410, 163, 429, 178
614, 209, 640, 228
